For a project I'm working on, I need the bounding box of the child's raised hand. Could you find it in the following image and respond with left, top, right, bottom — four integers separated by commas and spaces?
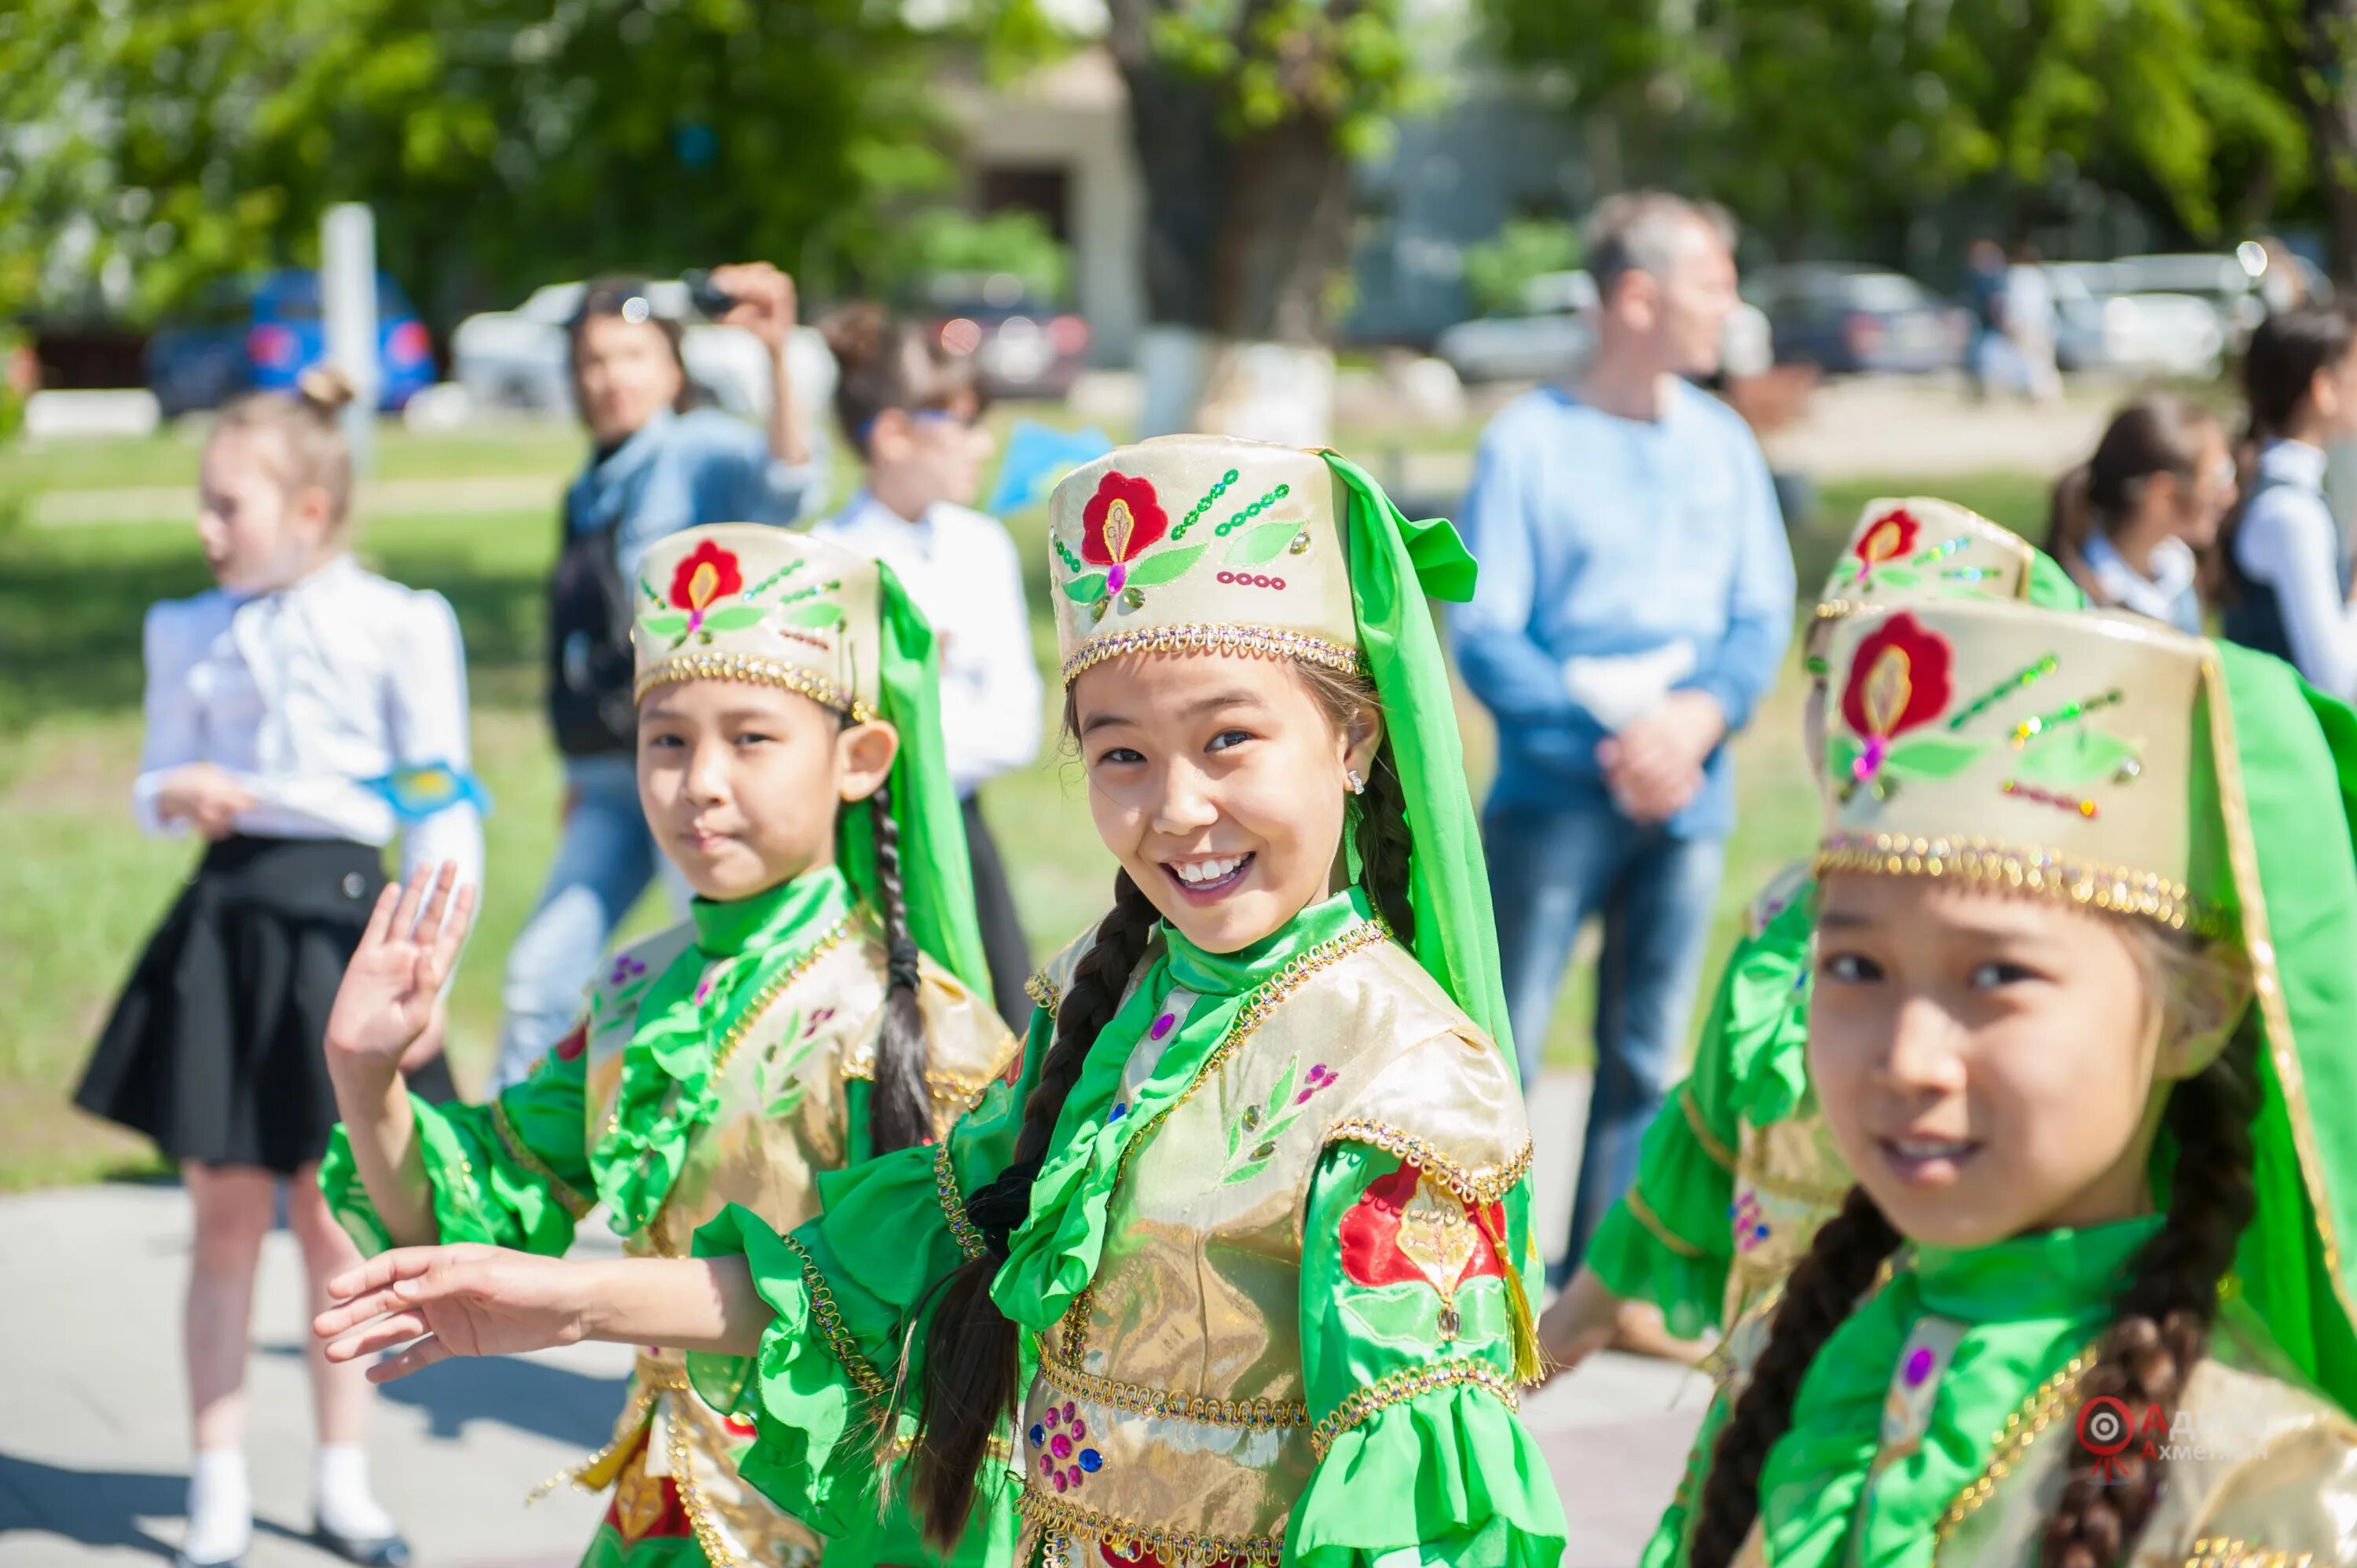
324, 861, 476, 1078
313, 1244, 591, 1382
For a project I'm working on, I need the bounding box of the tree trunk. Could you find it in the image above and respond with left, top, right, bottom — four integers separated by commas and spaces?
1109, 2, 1355, 440
2302, 0, 2357, 285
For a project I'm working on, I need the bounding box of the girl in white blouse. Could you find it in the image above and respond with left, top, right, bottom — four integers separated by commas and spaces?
810, 302, 1044, 1028
75, 369, 482, 1568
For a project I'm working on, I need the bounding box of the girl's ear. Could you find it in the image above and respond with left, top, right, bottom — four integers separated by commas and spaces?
2155, 943, 2254, 1082
292, 483, 338, 544
834, 718, 900, 804
867, 407, 915, 463
1341, 703, 1384, 789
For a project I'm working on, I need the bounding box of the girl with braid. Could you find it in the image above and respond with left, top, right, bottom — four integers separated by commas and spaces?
316, 525, 1016, 1568
310, 438, 1568, 1568
1651, 597, 2357, 1566
1546, 498, 2088, 1370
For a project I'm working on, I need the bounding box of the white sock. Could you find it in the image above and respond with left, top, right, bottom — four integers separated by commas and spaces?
313, 1443, 396, 1541
183, 1448, 251, 1566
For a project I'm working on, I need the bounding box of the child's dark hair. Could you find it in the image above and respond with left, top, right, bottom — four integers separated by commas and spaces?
907, 658, 1410, 1545
2242, 303, 2357, 443
1684, 925, 2258, 1568
819, 302, 984, 460
863, 775, 933, 1153
567, 277, 694, 416
2047, 394, 2220, 579
214, 366, 359, 529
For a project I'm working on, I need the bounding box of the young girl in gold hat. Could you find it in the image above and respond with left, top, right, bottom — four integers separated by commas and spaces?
312, 438, 1567, 1568
1655, 599, 2357, 1563
317, 525, 1016, 1568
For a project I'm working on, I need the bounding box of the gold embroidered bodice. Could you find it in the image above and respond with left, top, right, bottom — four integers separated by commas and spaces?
1013, 927, 1533, 1567
577, 914, 1017, 1568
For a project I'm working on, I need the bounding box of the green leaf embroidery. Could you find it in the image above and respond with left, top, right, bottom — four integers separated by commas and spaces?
1124, 544, 1207, 588
701, 604, 771, 632
1224, 522, 1299, 566
1264, 1057, 1299, 1119
1864, 566, 1923, 591
1885, 735, 1983, 780
783, 602, 844, 628
2013, 728, 2141, 788
640, 610, 688, 638
639, 579, 665, 606
764, 1082, 806, 1120
1062, 573, 1109, 603
1827, 734, 1864, 782
1222, 1156, 1276, 1187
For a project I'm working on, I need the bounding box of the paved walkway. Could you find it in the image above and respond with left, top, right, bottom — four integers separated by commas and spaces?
0, 1074, 1710, 1567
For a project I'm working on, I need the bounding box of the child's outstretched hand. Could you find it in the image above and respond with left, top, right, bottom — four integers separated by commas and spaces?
313, 1244, 590, 1382
325, 860, 475, 1078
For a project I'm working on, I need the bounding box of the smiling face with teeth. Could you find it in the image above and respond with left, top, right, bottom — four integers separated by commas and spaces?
1805, 872, 2231, 1249
1072, 651, 1382, 954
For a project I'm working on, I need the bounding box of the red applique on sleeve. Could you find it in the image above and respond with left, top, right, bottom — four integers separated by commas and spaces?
554, 1024, 588, 1063
1337, 1161, 1506, 1292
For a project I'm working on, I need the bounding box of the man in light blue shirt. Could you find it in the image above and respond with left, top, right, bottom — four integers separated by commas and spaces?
1453, 193, 1794, 1287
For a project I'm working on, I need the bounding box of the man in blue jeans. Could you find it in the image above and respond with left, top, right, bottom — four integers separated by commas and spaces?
1453, 193, 1794, 1310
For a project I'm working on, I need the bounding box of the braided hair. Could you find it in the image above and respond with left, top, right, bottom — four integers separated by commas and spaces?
1688, 921, 2257, 1567
907, 655, 1414, 1546
865, 779, 934, 1153
911, 869, 1160, 1545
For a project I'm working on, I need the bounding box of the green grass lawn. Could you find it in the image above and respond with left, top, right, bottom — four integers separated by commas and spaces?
0, 419, 2057, 1189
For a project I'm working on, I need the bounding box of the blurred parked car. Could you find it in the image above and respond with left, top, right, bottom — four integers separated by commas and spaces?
148, 269, 436, 416
1433, 269, 1597, 383
1747, 264, 1970, 376
452, 279, 834, 423
2047, 262, 2225, 377
2106, 252, 2330, 348
919, 273, 1089, 400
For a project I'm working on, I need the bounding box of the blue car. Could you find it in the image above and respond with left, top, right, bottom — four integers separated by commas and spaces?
147, 269, 437, 416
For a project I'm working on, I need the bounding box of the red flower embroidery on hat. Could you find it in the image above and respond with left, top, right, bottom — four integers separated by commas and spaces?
1852, 507, 1921, 581
1080, 472, 1168, 594
1839, 611, 1953, 789
668, 540, 743, 632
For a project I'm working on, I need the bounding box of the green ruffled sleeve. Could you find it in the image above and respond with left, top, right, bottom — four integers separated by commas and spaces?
688, 1006, 1047, 1547
1585, 888, 1813, 1337
320, 1028, 595, 1257
1287, 1142, 1567, 1568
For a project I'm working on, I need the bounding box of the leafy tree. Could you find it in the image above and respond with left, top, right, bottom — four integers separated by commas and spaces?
885, 207, 1072, 303
1461, 217, 1582, 315
0, 0, 1055, 327
1481, 0, 2308, 265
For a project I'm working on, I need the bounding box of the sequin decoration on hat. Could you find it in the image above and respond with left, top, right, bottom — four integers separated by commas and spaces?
1816, 601, 2220, 936
631, 523, 882, 720
1814, 496, 2047, 625
1047, 436, 1365, 686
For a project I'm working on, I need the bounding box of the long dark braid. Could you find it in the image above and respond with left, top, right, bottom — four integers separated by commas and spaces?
2040, 1013, 2260, 1566
1351, 740, 1415, 945
865, 780, 933, 1153
909, 869, 1160, 1548
1688, 1188, 1902, 1566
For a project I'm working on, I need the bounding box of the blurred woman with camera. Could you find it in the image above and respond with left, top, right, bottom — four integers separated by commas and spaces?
492, 265, 824, 1092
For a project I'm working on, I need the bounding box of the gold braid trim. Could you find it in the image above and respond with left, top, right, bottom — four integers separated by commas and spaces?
491, 1100, 595, 1220
1034, 1351, 1308, 1428
634, 654, 871, 722
1318, 1121, 1534, 1207
1626, 1187, 1710, 1260
2185, 1541, 2318, 1568
1014, 1491, 1283, 1566
841, 1058, 995, 1105
1813, 832, 2227, 940
774, 1233, 893, 1404
1024, 969, 1061, 1014
1307, 1359, 1522, 1460
935, 1142, 989, 1262
1680, 1087, 1738, 1171
1060, 623, 1368, 687
1934, 1339, 2100, 1539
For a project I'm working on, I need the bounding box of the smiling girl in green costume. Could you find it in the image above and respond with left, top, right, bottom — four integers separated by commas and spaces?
310, 438, 1568, 1568
316, 525, 1016, 1568
1653, 598, 2357, 1566
1545, 498, 2089, 1368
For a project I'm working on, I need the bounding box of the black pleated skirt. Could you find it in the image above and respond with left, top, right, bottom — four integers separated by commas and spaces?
75, 836, 456, 1174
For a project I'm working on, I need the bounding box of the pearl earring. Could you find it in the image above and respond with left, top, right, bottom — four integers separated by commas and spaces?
1346, 768, 1366, 796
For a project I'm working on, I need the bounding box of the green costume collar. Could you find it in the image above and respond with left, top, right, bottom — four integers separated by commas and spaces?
1912, 1217, 2162, 1322
592, 866, 856, 1233
990, 888, 1376, 1332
